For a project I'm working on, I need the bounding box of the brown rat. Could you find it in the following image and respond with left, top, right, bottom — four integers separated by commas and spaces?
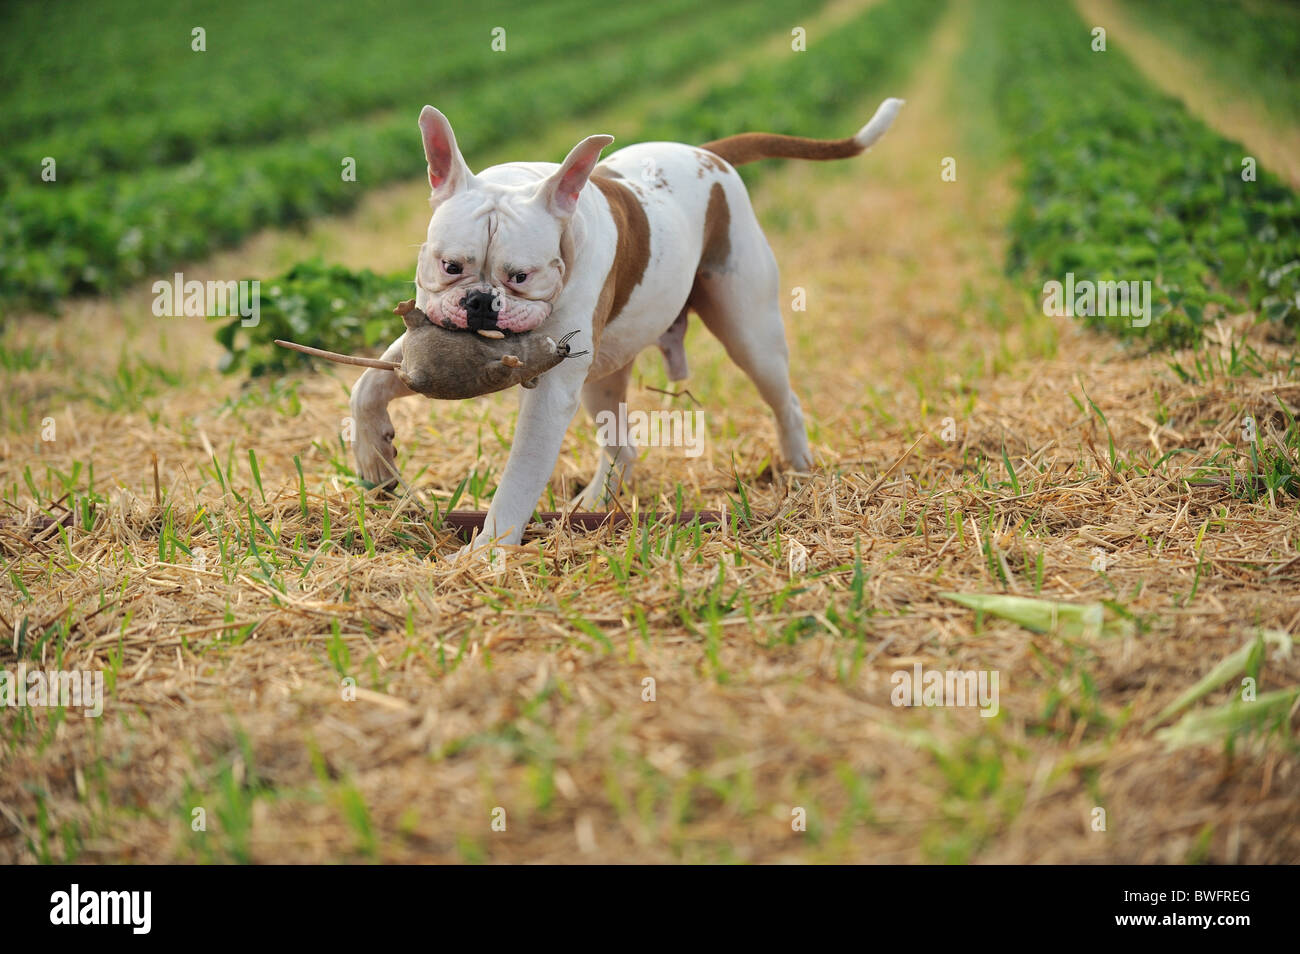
274, 300, 583, 400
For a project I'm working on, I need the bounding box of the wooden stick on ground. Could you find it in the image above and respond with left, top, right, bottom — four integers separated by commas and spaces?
441, 510, 726, 542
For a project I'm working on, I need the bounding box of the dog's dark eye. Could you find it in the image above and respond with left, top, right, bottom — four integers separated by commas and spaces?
442, 260, 462, 275
512, 272, 528, 284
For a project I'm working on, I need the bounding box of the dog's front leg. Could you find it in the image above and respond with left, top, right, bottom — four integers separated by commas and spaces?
459, 352, 591, 557
349, 333, 414, 490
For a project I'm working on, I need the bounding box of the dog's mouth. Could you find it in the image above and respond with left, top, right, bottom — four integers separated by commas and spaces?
417, 284, 553, 335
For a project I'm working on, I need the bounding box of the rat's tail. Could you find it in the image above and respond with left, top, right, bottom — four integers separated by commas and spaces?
699, 98, 903, 167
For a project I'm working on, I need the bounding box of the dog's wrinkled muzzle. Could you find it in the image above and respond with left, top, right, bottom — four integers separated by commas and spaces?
424, 284, 552, 334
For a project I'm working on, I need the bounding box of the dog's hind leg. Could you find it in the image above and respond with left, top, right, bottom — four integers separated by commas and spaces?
574, 359, 637, 508
691, 252, 813, 472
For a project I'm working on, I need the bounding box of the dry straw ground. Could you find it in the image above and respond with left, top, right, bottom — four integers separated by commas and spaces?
2, 1, 1298, 863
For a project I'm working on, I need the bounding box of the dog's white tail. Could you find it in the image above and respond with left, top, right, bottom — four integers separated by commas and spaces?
852, 97, 905, 150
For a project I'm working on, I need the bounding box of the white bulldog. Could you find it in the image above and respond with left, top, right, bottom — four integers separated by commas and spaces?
350, 98, 903, 554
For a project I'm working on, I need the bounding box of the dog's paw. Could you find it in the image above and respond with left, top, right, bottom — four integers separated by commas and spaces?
781, 437, 814, 474
352, 413, 400, 491
448, 538, 507, 573
786, 449, 814, 473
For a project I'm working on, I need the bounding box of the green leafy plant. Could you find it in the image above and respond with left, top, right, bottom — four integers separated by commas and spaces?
213, 259, 411, 376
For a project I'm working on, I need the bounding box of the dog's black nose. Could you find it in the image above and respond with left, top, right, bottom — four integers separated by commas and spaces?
460, 289, 500, 330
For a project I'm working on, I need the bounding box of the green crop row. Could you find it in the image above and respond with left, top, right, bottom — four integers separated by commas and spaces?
0, 0, 694, 188
217, 0, 948, 376
0, 0, 594, 141
968, 0, 1300, 348
2, 0, 815, 311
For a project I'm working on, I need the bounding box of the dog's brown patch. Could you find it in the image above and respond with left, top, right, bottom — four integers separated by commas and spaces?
695, 149, 731, 177
590, 172, 652, 341
699, 183, 731, 271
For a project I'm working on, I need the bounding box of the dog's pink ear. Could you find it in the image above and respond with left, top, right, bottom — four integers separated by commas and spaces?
539, 134, 614, 217
419, 106, 473, 201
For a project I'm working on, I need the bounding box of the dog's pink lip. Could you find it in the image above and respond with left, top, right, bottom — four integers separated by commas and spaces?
413, 281, 450, 316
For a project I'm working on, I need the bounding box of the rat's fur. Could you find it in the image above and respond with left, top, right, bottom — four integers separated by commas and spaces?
393, 301, 574, 398
275, 300, 577, 403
